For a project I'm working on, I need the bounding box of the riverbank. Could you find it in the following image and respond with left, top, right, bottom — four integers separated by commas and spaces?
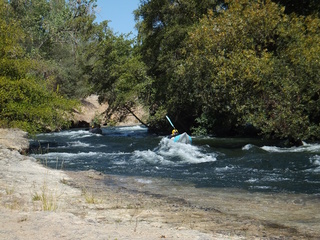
72, 95, 148, 127
1, 128, 320, 239
0, 128, 235, 239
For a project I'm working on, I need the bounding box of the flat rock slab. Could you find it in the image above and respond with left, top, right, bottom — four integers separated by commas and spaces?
0, 128, 29, 153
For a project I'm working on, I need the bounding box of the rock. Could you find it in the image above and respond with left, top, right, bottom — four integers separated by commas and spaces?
71, 120, 90, 128
0, 128, 29, 153
72, 94, 148, 128
89, 126, 102, 134
72, 95, 108, 127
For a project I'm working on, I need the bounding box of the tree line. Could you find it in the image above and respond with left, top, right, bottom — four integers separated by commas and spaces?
1, 0, 320, 144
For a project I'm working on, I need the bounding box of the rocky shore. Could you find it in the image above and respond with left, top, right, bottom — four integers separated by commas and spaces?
0, 129, 232, 239
0, 128, 29, 153
1, 128, 319, 239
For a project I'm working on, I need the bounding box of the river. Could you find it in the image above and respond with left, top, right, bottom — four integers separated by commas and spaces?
29, 125, 320, 194
29, 125, 320, 238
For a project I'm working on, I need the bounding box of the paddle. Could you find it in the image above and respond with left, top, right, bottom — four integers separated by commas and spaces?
166, 115, 175, 129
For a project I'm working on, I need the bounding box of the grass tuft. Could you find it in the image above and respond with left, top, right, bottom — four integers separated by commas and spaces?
32, 181, 59, 211
82, 188, 101, 204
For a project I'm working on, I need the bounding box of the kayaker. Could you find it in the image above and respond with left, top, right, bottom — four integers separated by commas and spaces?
171, 129, 179, 138
167, 129, 179, 139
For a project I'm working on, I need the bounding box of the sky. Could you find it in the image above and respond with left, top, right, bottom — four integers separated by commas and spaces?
95, 0, 140, 37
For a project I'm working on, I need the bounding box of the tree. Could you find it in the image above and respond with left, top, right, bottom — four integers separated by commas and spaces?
83, 21, 150, 123
185, 0, 320, 141
135, 0, 223, 132
0, 77, 78, 133
134, 0, 320, 141
0, 1, 78, 133
9, 0, 98, 98
0, 0, 27, 79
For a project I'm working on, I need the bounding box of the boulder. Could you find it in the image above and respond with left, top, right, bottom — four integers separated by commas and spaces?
0, 128, 29, 153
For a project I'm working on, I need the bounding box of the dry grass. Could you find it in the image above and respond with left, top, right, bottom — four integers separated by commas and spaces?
81, 187, 102, 204
0, 184, 23, 210
32, 181, 60, 211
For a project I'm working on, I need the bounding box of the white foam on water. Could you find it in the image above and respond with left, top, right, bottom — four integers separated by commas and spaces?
215, 166, 234, 172
158, 138, 217, 164
246, 178, 259, 183
132, 137, 217, 165
31, 151, 98, 160
260, 175, 290, 182
37, 130, 92, 139
118, 125, 147, 131
76, 133, 100, 139
309, 155, 320, 172
112, 159, 129, 165
242, 144, 255, 151
249, 185, 273, 190
167, 138, 216, 163
31, 151, 130, 161
68, 141, 91, 147
67, 141, 107, 148
132, 149, 173, 165
261, 142, 320, 153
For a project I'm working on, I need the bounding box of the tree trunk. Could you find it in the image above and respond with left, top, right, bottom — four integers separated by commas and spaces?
124, 105, 149, 128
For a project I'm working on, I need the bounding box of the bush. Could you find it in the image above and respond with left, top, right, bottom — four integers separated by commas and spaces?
0, 76, 78, 133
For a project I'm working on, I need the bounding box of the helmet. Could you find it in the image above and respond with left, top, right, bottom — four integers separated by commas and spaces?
172, 129, 178, 135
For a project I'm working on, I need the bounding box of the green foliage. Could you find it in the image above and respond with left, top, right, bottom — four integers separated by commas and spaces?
2, 0, 320, 142
184, 0, 320, 140
83, 21, 150, 118
135, 0, 320, 141
0, 76, 77, 133
135, 0, 223, 131
8, 0, 98, 98
0, 1, 79, 134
